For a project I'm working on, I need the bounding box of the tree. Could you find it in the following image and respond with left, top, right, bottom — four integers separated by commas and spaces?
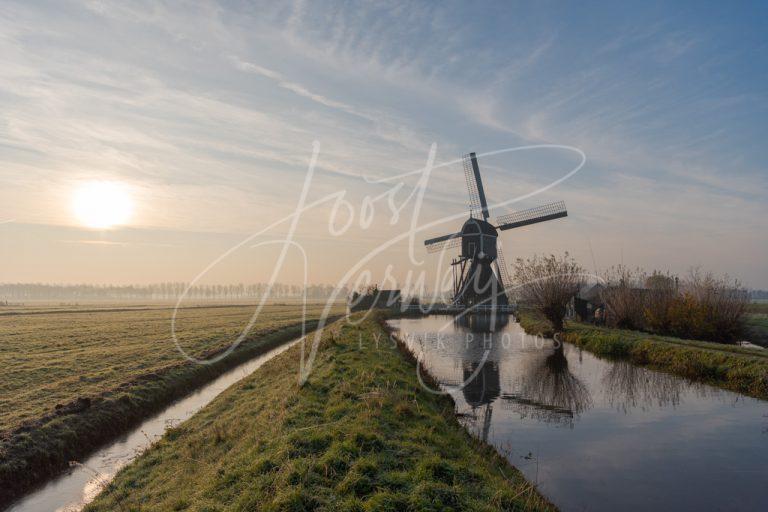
644, 271, 678, 333
513, 252, 584, 332
600, 266, 646, 329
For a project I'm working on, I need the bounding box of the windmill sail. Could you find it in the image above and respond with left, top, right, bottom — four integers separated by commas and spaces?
496, 201, 567, 231
424, 232, 462, 253
495, 244, 513, 291
463, 153, 487, 219
469, 153, 490, 220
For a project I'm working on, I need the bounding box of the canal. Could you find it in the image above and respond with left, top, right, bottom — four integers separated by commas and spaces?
388, 315, 768, 511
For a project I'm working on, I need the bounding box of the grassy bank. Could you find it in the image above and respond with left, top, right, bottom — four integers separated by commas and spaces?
516, 310, 557, 339
517, 312, 768, 400
85, 314, 553, 511
0, 304, 343, 507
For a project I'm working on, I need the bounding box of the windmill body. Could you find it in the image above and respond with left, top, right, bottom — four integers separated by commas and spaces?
454, 217, 506, 308
424, 152, 568, 312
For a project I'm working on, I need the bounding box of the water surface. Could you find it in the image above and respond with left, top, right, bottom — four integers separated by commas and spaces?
388, 316, 768, 511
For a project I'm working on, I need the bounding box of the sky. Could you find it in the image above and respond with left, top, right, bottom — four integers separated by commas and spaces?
0, 0, 766, 290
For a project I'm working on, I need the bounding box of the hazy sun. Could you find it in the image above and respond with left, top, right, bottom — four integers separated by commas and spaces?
72, 181, 134, 229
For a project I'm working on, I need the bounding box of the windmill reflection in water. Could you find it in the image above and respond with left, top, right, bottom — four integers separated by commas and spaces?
452, 315, 591, 439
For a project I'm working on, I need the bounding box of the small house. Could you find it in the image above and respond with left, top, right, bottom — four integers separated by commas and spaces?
349, 289, 402, 312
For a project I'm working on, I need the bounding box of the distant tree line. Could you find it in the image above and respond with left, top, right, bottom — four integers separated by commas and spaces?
0, 282, 348, 301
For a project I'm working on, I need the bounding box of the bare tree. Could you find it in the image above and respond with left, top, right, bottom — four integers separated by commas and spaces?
600, 266, 646, 329
513, 252, 584, 332
644, 271, 678, 333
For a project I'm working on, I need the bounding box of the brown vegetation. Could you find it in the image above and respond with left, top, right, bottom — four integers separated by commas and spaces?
599, 266, 646, 329
599, 267, 748, 343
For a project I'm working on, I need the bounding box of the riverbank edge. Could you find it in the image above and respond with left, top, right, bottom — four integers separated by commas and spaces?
0, 317, 338, 509
380, 314, 555, 510
517, 311, 768, 400
85, 312, 554, 511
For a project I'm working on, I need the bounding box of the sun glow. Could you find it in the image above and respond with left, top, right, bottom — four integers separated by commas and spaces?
72, 181, 134, 229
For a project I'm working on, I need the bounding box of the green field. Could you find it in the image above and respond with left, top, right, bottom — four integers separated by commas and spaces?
747, 301, 768, 311
745, 313, 768, 346
0, 303, 343, 433
86, 314, 552, 512
745, 302, 768, 345
0, 303, 344, 506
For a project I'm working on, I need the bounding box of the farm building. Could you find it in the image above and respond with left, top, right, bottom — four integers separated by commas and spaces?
349, 288, 402, 312
572, 283, 605, 321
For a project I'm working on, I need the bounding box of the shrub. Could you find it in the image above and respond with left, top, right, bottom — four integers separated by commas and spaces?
602, 267, 748, 343
685, 269, 747, 342
643, 271, 678, 333
667, 293, 710, 339
600, 266, 646, 330
656, 271, 748, 342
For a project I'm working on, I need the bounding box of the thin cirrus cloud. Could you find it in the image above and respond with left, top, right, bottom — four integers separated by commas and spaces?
0, 0, 766, 286
228, 55, 373, 121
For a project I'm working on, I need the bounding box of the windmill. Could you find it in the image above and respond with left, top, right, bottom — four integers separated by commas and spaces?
424, 152, 568, 310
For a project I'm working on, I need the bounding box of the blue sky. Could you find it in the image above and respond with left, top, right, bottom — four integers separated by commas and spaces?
0, 1, 766, 288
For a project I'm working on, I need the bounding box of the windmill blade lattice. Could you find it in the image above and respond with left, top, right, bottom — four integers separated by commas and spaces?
495, 244, 513, 291
496, 201, 567, 231
425, 235, 462, 253
463, 154, 483, 219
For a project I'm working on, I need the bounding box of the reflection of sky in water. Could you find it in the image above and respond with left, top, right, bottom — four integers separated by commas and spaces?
389, 316, 768, 512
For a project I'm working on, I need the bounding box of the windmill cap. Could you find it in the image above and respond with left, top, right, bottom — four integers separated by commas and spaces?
461, 217, 498, 236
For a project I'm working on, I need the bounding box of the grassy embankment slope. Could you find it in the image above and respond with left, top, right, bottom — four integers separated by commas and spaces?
86, 314, 553, 512
518, 311, 768, 400
0, 303, 343, 507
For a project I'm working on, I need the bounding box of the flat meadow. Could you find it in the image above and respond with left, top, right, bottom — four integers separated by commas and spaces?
0, 302, 344, 504
0, 302, 342, 434
745, 302, 768, 346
